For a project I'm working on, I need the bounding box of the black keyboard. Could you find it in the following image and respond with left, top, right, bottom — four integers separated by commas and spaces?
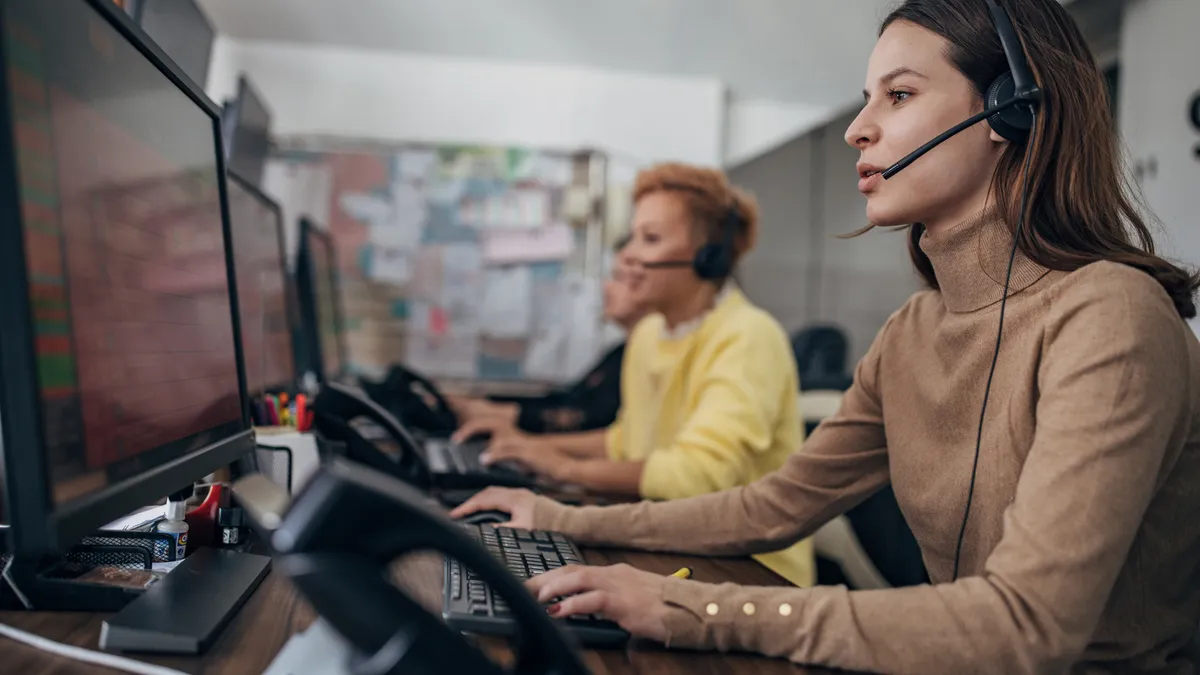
442, 525, 629, 647
423, 438, 536, 490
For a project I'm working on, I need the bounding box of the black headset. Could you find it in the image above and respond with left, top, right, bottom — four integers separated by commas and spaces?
642, 200, 744, 282
881, 0, 1044, 581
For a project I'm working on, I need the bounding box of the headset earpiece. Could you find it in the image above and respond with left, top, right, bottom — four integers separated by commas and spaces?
692, 207, 741, 281
985, 71, 1034, 143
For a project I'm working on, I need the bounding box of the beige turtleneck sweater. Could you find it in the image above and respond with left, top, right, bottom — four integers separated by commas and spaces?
532, 212, 1200, 675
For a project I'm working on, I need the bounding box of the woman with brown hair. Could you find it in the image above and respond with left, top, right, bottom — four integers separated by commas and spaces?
454, 0, 1200, 672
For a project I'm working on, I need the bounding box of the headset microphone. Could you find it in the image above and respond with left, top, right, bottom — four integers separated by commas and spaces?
640, 204, 743, 281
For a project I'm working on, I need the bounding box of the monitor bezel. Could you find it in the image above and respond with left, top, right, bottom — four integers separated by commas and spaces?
297, 217, 349, 384
226, 169, 299, 397
225, 75, 272, 187
0, 0, 254, 555
127, 0, 216, 93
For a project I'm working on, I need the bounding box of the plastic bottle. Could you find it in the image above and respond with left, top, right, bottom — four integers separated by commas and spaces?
159, 500, 190, 560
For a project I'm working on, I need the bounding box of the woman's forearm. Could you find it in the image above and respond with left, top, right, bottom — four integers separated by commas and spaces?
543, 430, 608, 459
560, 459, 645, 497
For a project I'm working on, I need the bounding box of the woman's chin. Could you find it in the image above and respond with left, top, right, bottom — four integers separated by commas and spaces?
864, 200, 911, 229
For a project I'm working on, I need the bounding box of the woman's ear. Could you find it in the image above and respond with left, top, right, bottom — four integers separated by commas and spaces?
988, 126, 1010, 144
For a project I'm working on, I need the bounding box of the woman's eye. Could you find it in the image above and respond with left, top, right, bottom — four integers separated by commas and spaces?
887, 89, 911, 104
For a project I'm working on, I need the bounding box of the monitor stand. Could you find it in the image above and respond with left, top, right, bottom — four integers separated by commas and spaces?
4, 548, 270, 654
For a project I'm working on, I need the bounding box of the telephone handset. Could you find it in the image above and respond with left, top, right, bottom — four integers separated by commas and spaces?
312, 382, 433, 490
233, 459, 589, 675
360, 364, 458, 435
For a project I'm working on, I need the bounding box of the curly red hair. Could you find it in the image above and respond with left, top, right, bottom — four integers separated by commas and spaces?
632, 162, 759, 262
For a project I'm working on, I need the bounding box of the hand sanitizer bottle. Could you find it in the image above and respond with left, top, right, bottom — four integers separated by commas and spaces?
159, 500, 190, 560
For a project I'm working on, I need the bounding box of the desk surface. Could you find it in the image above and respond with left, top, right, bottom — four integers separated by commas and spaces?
0, 545, 842, 675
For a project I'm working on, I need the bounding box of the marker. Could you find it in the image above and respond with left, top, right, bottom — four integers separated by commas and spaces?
267, 395, 281, 426
294, 395, 308, 431
669, 567, 692, 579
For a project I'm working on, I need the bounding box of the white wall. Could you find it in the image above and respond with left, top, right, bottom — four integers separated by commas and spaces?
729, 110, 919, 362
724, 99, 841, 167
207, 38, 726, 167
1118, 0, 1200, 332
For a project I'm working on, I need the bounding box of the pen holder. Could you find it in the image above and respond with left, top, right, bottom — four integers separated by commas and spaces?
252, 429, 321, 494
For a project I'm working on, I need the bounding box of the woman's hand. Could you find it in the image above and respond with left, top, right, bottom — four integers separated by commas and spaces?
482, 436, 576, 482
448, 486, 538, 529
451, 415, 521, 443
525, 564, 672, 642
449, 396, 518, 424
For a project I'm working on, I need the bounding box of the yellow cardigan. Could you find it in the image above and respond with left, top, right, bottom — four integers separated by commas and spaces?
606, 287, 814, 587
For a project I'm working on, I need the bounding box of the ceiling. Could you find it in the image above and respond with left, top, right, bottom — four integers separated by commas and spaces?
195, 0, 897, 108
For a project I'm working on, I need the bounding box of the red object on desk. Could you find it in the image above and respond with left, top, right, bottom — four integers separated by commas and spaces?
185, 483, 226, 550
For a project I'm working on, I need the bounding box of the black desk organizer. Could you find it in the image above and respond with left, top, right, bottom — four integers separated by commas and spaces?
0, 528, 175, 611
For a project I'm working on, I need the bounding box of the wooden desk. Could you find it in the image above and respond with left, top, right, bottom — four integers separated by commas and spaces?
0, 546, 842, 675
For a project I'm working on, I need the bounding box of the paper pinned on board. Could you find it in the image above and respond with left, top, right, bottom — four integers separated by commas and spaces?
368, 246, 413, 285
396, 149, 438, 181
480, 266, 533, 339
459, 188, 549, 230
481, 223, 573, 265
534, 155, 574, 187
405, 327, 479, 379
340, 181, 426, 285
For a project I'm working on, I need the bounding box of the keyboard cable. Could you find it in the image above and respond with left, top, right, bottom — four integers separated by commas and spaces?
0, 621, 189, 675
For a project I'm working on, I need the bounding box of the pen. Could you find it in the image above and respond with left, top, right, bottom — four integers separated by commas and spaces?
669, 567, 692, 579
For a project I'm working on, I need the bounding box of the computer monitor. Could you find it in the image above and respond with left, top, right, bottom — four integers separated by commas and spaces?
226, 170, 297, 401
221, 76, 271, 188
0, 0, 253, 558
127, 0, 216, 90
296, 217, 347, 383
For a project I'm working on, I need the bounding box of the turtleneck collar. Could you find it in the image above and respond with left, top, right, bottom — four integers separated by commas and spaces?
918, 209, 1050, 313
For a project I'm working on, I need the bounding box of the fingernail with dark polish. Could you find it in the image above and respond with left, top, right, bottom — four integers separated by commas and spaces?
547, 603, 562, 617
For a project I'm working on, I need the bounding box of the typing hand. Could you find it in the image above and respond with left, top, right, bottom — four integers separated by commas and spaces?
451, 416, 518, 443
448, 486, 537, 530
482, 438, 573, 481
525, 564, 671, 642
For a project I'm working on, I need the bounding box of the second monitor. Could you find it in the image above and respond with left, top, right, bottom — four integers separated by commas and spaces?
226, 170, 297, 403
296, 216, 348, 386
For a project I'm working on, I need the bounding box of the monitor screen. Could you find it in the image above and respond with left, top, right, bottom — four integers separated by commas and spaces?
227, 175, 294, 397
225, 78, 271, 188
307, 228, 344, 379
132, 0, 215, 89
6, 0, 243, 506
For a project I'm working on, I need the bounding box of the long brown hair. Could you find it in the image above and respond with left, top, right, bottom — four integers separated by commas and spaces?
880, 0, 1199, 318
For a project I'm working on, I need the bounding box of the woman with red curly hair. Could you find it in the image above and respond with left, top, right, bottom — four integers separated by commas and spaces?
458, 162, 814, 588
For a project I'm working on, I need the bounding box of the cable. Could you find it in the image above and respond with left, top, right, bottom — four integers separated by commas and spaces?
0, 621, 189, 675
951, 109, 1039, 581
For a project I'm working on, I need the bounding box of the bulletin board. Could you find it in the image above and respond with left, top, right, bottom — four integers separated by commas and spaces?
264, 138, 611, 385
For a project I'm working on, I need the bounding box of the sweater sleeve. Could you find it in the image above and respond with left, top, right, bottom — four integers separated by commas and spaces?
646, 270, 1193, 675
533, 312, 894, 555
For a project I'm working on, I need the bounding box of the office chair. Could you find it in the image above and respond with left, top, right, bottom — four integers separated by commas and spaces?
791, 325, 853, 391
799, 394, 929, 590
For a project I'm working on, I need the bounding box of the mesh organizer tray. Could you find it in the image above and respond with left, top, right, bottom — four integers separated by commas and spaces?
63, 529, 178, 570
